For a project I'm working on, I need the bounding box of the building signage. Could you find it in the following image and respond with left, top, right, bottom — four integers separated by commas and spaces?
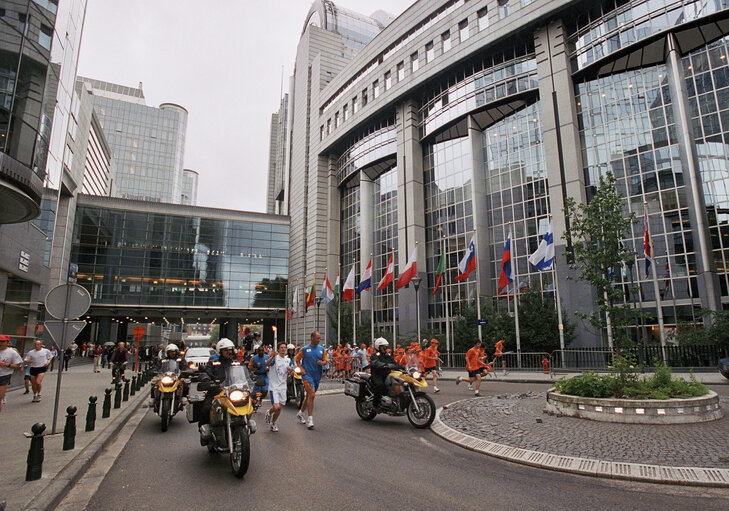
18, 250, 29, 272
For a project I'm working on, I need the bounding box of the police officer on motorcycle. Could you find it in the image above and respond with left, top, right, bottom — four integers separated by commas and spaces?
198, 338, 236, 444
369, 337, 404, 408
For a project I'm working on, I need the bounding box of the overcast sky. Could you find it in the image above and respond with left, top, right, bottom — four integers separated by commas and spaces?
77, 0, 415, 212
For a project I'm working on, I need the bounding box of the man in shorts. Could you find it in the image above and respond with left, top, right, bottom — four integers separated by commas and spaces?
24, 340, 52, 402
456, 339, 485, 396
294, 331, 327, 429
0, 335, 23, 413
264, 342, 293, 432
422, 339, 440, 393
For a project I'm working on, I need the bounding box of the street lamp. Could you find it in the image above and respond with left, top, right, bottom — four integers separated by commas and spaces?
315, 296, 322, 333
412, 276, 422, 345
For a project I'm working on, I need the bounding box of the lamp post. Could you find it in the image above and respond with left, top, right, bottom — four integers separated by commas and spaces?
412, 276, 422, 345
315, 297, 322, 333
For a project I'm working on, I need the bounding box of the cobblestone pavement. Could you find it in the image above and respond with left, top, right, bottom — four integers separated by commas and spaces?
439, 392, 729, 468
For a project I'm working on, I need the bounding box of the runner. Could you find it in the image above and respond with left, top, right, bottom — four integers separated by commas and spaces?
294, 331, 327, 429
0, 335, 23, 414
422, 339, 440, 393
24, 340, 53, 402
456, 339, 485, 396
264, 341, 293, 432
494, 338, 507, 375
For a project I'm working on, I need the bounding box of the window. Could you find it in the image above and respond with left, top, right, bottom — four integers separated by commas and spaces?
384, 71, 391, 90
362, 89, 368, 107
397, 61, 405, 81
478, 7, 489, 31
442, 31, 451, 52
335, 111, 340, 128
327, 119, 331, 135
320, 126, 324, 141
343, 103, 349, 121
353, 96, 359, 114
498, 0, 510, 19
39, 24, 52, 50
425, 41, 434, 63
459, 19, 469, 42
411, 52, 419, 73
373, 79, 380, 99
18, 13, 29, 35
522, 0, 533, 5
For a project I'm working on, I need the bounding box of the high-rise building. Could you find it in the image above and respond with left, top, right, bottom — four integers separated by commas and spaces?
77, 77, 191, 204
266, 93, 288, 215
272, 0, 729, 348
180, 168, 198, 205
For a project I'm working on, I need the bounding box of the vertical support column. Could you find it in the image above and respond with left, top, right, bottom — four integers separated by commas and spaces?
535, 21, 600, 347
359, 174, 374, 323
467, 116, 492, 296
665, 33, 720, 314
0, 272, 6, 328
326, 155, 341, 340
396, 100, 426, 337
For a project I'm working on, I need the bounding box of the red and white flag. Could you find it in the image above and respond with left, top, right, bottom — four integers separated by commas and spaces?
395, 247, 418, 290
377, 254, 394, 290
342, 265, 355, 302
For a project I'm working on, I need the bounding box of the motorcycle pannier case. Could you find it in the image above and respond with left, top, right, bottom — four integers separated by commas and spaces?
186, 394, 205, 423
344, 378, 365, 399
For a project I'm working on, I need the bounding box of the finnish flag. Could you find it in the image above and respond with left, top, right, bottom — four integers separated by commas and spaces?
529, 221, 555, 271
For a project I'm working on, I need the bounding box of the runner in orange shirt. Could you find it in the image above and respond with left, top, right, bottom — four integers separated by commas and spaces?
494, 338, 507, 375
422, 339, 440, 393
456, 339, 485, 396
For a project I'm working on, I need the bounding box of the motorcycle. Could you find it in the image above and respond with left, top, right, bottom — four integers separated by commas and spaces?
286, 366, 305, 408
719, 357, 729, 380
345, 366, 436, 428
150, 359, 185, 432
196, 362, 256, 478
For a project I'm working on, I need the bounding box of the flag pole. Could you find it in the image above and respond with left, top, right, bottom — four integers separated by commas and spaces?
443, 234, 451, 365
353, 258, 357, 346
392, 249, 397, 346
337, 263, 341, 347
474, 228, 483, 344
547, 216, 566, 362
645, 201, 667, 363
285, 282, 289, 345
511, 223, 522, 368
370, 252, 374, 344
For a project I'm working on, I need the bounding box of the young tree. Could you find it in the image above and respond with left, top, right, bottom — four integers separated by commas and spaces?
563, 171, 636, 348
517, 284, 575, 353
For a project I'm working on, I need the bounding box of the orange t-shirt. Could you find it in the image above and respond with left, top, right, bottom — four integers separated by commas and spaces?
422, 347, 439, 369
466, 347, 483, 371
494, 340, 504, 357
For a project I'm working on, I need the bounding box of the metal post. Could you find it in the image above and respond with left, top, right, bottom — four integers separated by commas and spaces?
51, 283, 73, 435
102, 388, 111, 418
130, 376, 136, 396
123, 380, 130, 402
62, 406, 77, 451
85, 396, 97, 432
25, 423, 45, 481
412, 276, 422, 345
511, 225, 522, 368
316, 297, 321, 333
114, 383, 122, 409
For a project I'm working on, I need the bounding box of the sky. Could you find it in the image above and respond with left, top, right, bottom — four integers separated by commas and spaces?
77, 0, 416, 212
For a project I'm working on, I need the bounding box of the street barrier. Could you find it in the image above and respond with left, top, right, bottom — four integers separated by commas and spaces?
85, 396, 97, 432
102, 388, 112, 418
114, 383, 122, 409
123, 380, 130, 402
63, 406, 77, 451
26, 423, 45, 481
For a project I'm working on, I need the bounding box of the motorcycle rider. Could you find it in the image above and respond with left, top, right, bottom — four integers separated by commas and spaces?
248, 343, 269, 402
368, 337, 404, 408
198, 338, 236, 444
286, 343, 297, 363
151, 343, 186, 409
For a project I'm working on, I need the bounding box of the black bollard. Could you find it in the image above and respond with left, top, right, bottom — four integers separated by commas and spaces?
85, 396, 97, 432
26, 422, 46, 481
135, 374, 141, 392
123, 380, 130, 402
130, 376, 136, 396
102, 388, 112, 418
63, 406, 77, 451
114, 383, 122, 409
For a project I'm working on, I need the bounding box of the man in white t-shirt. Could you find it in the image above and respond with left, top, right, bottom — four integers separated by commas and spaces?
263, 342, 293, 432
0, 335, 23, 413
24, 340, 52, 402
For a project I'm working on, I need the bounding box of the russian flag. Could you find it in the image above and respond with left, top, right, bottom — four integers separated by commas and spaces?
497, 232, 513, 295
356, 258, 372, 294
455, 235, 476, 281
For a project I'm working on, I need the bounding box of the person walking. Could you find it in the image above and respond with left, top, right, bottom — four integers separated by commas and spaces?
294, 331, 327, 429
0, 335, 23, 413
24, 340, 53, 402
49, 345, 57, 372
93, 343, 102, 372
264, 341, 294, 432
63, 346, 73, 371
456, 339, 485, 396
422, 339, 440, 393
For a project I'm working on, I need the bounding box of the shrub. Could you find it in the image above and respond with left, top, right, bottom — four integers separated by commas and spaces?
553, 371, 612, 398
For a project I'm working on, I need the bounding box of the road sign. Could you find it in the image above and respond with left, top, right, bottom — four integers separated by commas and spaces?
477, 319, 489, 326
45, 284, 91, 320
44, 320, 86, 350
133, 326, 146, 341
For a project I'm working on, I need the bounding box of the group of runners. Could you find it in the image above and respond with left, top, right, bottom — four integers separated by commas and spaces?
456, 338, 506, 396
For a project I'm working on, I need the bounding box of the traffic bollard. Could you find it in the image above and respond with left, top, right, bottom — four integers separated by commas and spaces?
123, 380, 130, 402
135, 374, 141, 391
26, 422, 45, 481
63, 406, 77, 451
130, 376, 136, 396
102, 388, 112, 418
114, 383, 122, 409
85, 396, 97, 432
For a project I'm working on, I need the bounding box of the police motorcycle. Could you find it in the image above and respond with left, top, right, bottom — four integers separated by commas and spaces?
285, 344, 305, 408
345, 363, 436, 429
150, 358, 186, 432
197, 362, 256, 478
720, 356, 729, 380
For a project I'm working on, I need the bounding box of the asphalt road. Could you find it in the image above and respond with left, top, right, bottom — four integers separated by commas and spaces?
86, 383, 729, 511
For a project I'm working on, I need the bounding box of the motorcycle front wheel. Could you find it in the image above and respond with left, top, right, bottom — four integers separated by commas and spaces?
230, 425, 250, 478
406, 392, 435, 429
295, 383, 305, 409
160, 398, 171, 432
355, 398, 376, 421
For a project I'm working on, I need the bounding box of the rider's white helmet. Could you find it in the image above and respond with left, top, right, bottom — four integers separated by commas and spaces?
165, 343, 179, 354
216, 338, 235, 354
374, 337, 389, 350
287, 344, 295, 350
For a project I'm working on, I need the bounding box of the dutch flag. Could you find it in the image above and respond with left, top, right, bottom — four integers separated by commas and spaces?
356, 258, 372, 294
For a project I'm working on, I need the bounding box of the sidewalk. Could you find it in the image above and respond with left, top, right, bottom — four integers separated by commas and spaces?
1, 363, 147, 510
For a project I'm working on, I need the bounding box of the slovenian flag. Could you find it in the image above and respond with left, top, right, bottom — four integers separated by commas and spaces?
395, 247, 417, 290
356, 258, 372, 294
643, 206, 652, 278
528, 221, 555, 271
455, 235, 476, 281
497, 232, 513, 295
377, 254, 394, 290
342, 265, 355, 302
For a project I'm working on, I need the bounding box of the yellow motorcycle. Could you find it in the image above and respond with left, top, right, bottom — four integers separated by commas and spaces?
201, 363, 256, 478
286, 365, 305, 408
345, 366, 436, 428
151, 359, 184, 432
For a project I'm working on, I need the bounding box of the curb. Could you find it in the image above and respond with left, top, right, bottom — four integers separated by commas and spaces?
24, 387, 148, 511
430, 405, 729, 488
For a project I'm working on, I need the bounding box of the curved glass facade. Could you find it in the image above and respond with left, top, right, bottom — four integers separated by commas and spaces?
336, 119, 396, 184
373, 167, 398, 327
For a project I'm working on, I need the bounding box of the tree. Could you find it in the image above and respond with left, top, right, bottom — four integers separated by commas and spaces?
208, 324, 220, 344
452, 300, 514, 352
516, 284, 575, 353
563, 171, 637, 348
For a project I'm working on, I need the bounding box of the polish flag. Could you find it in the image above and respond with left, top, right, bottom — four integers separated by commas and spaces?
377, 254, 395, 290
395, 247, 418, 290
342, 265, 355, 302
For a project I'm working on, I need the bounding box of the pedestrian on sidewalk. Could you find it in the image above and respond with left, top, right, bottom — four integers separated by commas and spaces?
63, 346, 73, 371
0, 335, 23, 413
456, 339, 485, 396
93, 344, 102, 372
295, 331, 327, 430
264, 341, 294, 432
422, 339, 440, 393
49, 345, 57, 372
24, 340, 52, 402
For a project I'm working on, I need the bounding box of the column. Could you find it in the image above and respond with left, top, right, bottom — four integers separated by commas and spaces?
359, 174, 374, 325
326, 155, 341, 340
467, 116, 492, 292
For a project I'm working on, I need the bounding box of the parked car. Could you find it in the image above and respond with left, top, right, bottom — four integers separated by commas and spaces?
184, 347, 214, 373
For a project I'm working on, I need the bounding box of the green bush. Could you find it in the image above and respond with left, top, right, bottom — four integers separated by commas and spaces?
553, 371, 613, 398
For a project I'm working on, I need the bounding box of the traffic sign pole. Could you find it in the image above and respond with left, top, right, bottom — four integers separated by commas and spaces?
51, 283, 72, 435
133, 326, 145, 372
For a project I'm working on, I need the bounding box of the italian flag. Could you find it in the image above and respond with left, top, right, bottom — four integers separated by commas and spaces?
432, 241, 445, 295
305, 278, 316, 310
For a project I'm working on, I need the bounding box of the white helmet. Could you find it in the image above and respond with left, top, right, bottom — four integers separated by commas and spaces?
216, 338, 235, 354
165, 343, 179, 354
374, 337, 389, 350
287, 344, 295, 350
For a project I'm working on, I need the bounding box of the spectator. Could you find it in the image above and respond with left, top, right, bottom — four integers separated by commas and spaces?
63, 346, 73, 371
24, 340, 53, 402
0, 335, 23, 413
69, 341, 78, 356
102, 345, 110, 368
93, 344, 102, 372
49, 345, 58, 372
81, 342, 87, 358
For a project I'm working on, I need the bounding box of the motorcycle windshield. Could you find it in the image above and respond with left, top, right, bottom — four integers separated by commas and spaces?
224, 365, 250, 388
160, 360, 179, 373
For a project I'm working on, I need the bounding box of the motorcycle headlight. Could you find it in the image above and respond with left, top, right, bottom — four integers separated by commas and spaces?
160, 376, 175, 385
229, 390, 249, 403
189, 362, 195, 368
411, 371, 422, 379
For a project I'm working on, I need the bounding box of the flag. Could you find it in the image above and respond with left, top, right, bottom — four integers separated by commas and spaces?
395, 247, 417, 290
342, 265, 355, 302
662, 263, 671, 298
291, 286, 299, 314
378, 254, 394, 290
497, 232, 513, 295
529, 222, 555, 271
321, 274, 334, 304
432, 241, 445, 295
643, 207, 652, 278
455, 235, 476, 281
333, 270, 340, 298
305, 278, 316, 310
356, 258, 372, 294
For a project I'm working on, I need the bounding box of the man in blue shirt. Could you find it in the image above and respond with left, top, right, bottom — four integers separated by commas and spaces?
294, 331, 327, 429
248, 345, 269, 401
